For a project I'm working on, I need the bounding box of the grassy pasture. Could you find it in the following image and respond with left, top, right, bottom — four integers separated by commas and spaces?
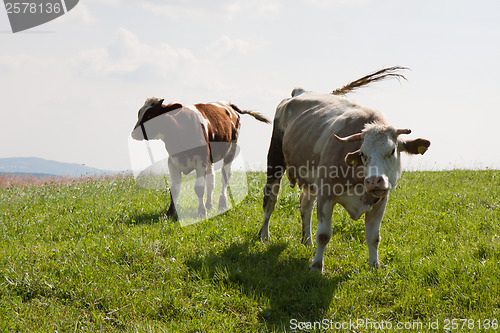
0, 170, 499, 332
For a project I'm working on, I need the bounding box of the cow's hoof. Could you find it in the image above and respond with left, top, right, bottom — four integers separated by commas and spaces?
205, 201, 213, 211
198, 206, 207, 218
257, 229, 269, 243
166, 203, 178, 220
166, 212, 178, 221
301, 235, 313, 246
309, 262, 323, 274
218, 195, 227, 211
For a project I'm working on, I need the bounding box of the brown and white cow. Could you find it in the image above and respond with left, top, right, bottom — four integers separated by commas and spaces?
132, 98, 270, 220
258, 67, 431, 273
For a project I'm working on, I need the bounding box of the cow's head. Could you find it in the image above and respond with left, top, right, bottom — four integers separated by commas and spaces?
131, 97, 165, 141
334, 123, 430, 198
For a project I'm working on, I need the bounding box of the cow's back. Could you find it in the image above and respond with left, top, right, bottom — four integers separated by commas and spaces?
277, 91, 386, 187
194, 103, 240, 143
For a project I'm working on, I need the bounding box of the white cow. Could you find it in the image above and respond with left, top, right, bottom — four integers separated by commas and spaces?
259, 67, 431, 272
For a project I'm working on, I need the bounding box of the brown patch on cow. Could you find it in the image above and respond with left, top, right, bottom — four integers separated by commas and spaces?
135, 103, 183, 129
317, 233, 330, 246
193, 103, 243, 163
195, 103, 240, 143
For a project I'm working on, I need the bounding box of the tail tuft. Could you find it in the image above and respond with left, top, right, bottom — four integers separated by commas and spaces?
230, 104, 271, 124
331, 66, 409, 95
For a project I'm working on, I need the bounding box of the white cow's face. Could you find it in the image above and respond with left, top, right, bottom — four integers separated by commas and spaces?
358, 125, 403, 197
336, 123, 431, 198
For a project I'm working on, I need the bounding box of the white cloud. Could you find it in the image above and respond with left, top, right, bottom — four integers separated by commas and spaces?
88, 0, 120, 4
73, 28, 198, 81
87, 0, 281, 20
66, 3, 94, 25
0, 54, 41, 67
208, 35, 265, 58
306, 0, 369, 7
224, 0, 281, 17
0, 54, 53, 75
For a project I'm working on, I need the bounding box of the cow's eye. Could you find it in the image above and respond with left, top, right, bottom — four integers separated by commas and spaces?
391, 148, 396, 155
359, 152, 366, 160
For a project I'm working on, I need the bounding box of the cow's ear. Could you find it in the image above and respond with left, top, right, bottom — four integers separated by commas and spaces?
140, 107, 155, 123
401, 138, 431, 155
345, 150, 363, 168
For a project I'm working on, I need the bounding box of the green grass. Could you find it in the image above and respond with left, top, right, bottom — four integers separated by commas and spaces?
0, 170, 499, 332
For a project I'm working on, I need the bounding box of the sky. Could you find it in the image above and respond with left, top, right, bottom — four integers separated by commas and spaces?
1, 0, 499, 172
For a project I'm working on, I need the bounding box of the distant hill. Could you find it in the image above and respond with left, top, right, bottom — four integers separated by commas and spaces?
2, 172, 59, 179
0, 157, 115, 178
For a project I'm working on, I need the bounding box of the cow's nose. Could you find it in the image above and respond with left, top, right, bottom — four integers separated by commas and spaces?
364, 176, 384, 189
364, 176, 390, 197
131, 127, 144, 140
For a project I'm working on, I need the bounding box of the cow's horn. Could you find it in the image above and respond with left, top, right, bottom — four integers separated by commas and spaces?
396, 129, 411, 135
334, 133, 362, 143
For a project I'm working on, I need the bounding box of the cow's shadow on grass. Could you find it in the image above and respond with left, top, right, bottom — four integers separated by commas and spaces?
185, 240, 349, 330
122, 207, 226, 226
123, 209, 168, 225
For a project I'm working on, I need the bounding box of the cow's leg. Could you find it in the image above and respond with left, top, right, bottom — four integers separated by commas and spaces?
166, 158, 181, 221
205, 163, 215, 211
219, 143, 237, 211
166, 191, 178, 220
300, 185, 317, 246
364, 196, 388, 268
194, 161, 207, 218
259, 178, 282, 242
310, 195, 335, 273
258, 130, 285, 243
218, 162, 232, 211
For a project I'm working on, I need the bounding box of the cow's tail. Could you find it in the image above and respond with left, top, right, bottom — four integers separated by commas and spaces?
230, 104, 271, 124
332, 66, 409, 95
